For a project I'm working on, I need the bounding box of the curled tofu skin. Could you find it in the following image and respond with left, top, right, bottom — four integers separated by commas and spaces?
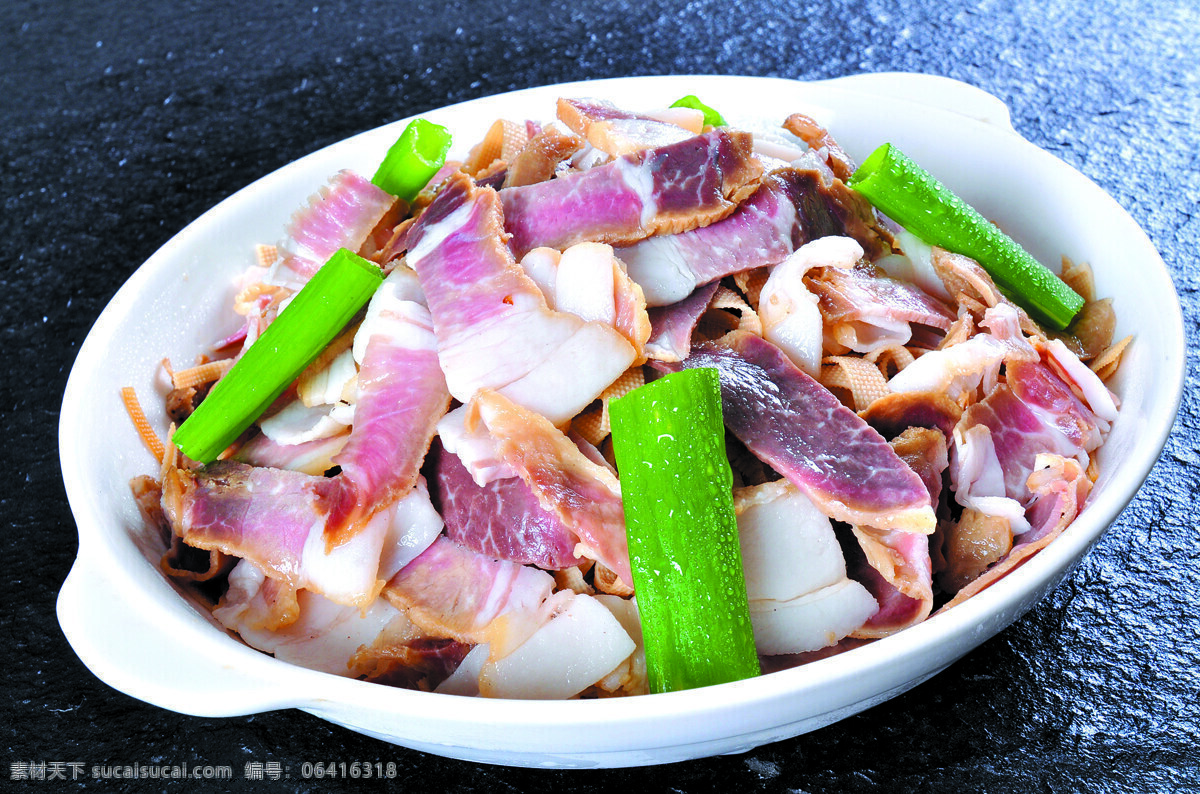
149, 94, 1123, 695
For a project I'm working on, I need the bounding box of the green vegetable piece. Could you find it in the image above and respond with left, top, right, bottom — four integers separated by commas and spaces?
371, 118, 453, 202
609, 367, 760, 693
848, 143, 1084, 330
172, 249, 383, 464
669, 94, 727, 128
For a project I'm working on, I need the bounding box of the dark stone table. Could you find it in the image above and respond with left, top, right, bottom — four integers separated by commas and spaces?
4, 0, 1197, 790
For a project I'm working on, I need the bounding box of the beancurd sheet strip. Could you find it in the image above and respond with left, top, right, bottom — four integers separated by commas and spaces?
121, 387, 165, 463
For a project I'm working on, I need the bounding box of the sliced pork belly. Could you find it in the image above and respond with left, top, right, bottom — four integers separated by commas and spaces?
750, 581, 881, 655
952, 423, 1033, 535
377, 477, 444, 582
889, 426, 949, 510
162, 461, 390, 607
1042, 338, 1119, 424
759, 235, 863, 375
213, 558, 300, 633
644, 281, 720, 362
219, 265, 449, 553
324, 268, 451, 544
941, 454, 1091, 610
233, 430, 350, 476
477, 593, 636, 699
271, 170, 397, 284
734, 480, 878, 654
840, 428, 943, 637
955, 385, 1086, 512
848, 525, 933, 635
860, 390, 963, 441
500, 130, 761, 258
383, 536, 562, 659
557, 98, 704, 133
556, 98, 705, 156
436, 404, 515, 486
1006, 358, 1103, 453
433, 442, 583, 569
735, 480, 849, 601
807, 264, 955, 354
406, 172, 636, 425
214, 560, 407, 676
437, 593, 642, 699
618, 169, 844, 306
681, 331, 935, 533
517, 243, 651, 360
352, 634, 472, 692
467, 389, 632, 589
949, 345, 1102, 535
888, 304, 1038, 401
846, 560, 932, 637
583, 118, 697, 157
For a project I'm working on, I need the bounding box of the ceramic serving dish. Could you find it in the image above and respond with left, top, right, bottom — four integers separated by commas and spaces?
57, 73, 1184, 768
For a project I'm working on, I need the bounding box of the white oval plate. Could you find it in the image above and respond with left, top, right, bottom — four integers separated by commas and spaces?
58, 73, 1184, 768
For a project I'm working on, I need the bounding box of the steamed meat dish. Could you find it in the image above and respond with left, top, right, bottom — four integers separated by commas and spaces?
126, 95, 1129, 699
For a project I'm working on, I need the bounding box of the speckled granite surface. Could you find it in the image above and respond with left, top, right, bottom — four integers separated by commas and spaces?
4, 0, 1198, 790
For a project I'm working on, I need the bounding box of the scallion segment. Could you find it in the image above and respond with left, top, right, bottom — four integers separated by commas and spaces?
609, 367, 760, 693
371, 118, 453, 202
848, 143, 1084, 330
172, 248, 383, 464
669, 95, 727, 128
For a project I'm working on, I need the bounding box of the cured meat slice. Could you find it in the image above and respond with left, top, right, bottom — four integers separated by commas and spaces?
467, 389, 633, 589
233, 430, 350, 476
517, 243, 651, 360
214, 560, 407, 676
477, 593, 636, 699
1006, 357, 1103, 452
956, 385, 1083, 507
759, 236, 862, 375
940, 454, 1091, 610
734, 480, 879, 654
807, 264, 955, 354
644, 281, 720, 362
161, 461, 391, 607
353, 635, 472, 691
618, 169, 844, 306
734, 480, 849, 602
433, 442, 583, 569
681, 331, 935, 533
847, 525, 933, 637
555, 98, 703, 158
383, 536, 560, 659
500, 130, 762, 258
325, 268, 451, 543
406, 172, 636, 425
782, 112, 857, 181
377, 477, 444, 582
556, 98, 704, 137
888, 304, 1037, 401
888, 426, 949, 509
273, 170, 397, 283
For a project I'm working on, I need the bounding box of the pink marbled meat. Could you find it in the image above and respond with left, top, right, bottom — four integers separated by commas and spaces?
500, 130, 761, 258
682, 331, 935, 533
433, 443, 583, 570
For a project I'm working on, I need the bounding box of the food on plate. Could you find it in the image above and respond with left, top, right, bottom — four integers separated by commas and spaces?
123, 95, 1131, 699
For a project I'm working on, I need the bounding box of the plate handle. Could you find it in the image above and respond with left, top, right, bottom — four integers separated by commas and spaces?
57, 554, 305, 717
